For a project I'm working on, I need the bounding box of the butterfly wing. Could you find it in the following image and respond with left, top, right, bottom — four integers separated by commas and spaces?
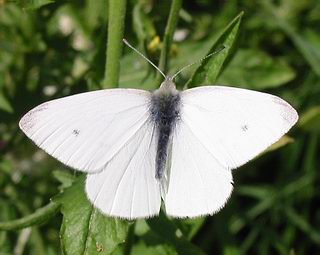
165, 122, 233, 217
165, 86, 298, 217
179, 86, 298, 169
19, 89, 151, 173
86, 120, 161, 219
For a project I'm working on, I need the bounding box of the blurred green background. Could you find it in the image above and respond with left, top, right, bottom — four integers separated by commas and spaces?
0, 0, 320, 254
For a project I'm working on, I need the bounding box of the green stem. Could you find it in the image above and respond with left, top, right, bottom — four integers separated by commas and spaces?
102, 0, 127, 88
0, 202, 61, 231
156, 0, 182, 84
123, 221, 135, 255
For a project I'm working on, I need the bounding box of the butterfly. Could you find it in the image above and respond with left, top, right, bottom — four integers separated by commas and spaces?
19, 40, 298, 219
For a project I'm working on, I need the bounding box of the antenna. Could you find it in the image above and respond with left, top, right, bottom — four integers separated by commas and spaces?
171, 45, 226, 80
122, 39, 167, 79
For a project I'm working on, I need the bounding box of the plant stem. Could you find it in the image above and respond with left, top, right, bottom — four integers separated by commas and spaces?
0, 202, 60, 231
102, 0, 127, 88
156, 0, 182, 84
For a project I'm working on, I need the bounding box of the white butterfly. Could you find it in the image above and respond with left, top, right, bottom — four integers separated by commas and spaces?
19, 40, 298, 219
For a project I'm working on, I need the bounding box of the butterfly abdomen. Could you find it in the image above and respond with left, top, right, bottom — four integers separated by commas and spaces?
150, 86, 181, 180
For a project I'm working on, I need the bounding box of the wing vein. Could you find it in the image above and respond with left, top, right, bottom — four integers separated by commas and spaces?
181, 117, 227, 170
109, 125, 150, 214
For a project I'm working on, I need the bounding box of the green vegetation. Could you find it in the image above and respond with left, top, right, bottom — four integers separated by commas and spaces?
0, 0, 319, 254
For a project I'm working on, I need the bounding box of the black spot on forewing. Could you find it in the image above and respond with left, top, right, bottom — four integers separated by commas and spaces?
241, 124, 248, 132
72, 129, 80, 136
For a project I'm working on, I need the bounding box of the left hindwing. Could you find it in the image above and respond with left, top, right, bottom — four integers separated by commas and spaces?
178, 86, 298, 169
86, 120, 161, 219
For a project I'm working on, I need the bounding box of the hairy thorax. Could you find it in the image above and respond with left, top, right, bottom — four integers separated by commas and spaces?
150, 79, 181, 180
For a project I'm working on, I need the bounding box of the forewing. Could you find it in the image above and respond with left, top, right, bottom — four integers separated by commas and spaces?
19, 89, 151, 173
85, 120, 161, 219
165, 121, 233, 217
180, 86, 298, 169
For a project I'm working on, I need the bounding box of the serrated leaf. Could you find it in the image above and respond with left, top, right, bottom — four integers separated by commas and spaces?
187, 12, 243, 87
54, 176, 129, 255
218, 49, 296, 89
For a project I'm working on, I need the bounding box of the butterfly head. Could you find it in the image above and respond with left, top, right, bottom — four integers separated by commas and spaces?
157, 76, 178, 95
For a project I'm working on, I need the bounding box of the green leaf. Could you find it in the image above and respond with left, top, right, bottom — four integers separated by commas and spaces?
130, 240, 177, 255
298, 106, 320, 132
223, 246, 242, 255
259, 136, 295, 156
147, 212, 206, 255
12, 0, 55, 10
218, 49, 296, 89
286, 207, 320, 244
54, 176, 129, 255
230, 195, 276, 234
237, 185, 272, 200
0, 200, 15, 253
132, 220, 178, 255
261, 1, 320, 77
132, 3, 156, 47
174, 218, 206, 240
52, 170, 77, 191
0, 92, 13, 113
187, 12, 243, 87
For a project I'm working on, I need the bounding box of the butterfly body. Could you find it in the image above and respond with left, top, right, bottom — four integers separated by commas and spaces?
150, 78, 181, 180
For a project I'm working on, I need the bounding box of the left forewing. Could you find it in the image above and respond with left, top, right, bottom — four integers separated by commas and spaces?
179, 86, 298, 169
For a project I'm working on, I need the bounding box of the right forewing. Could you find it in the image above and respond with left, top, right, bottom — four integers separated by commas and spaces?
19, 89, 151, 173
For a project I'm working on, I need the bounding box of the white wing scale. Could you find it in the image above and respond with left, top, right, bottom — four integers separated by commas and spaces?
86, 121, 161, 219
180, 86, 298, 169
164, 86, 298, 217
20, 85, 298, 219
19, 89, 151, 173
165, 121, 233, 217
20, 88, 161, 218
